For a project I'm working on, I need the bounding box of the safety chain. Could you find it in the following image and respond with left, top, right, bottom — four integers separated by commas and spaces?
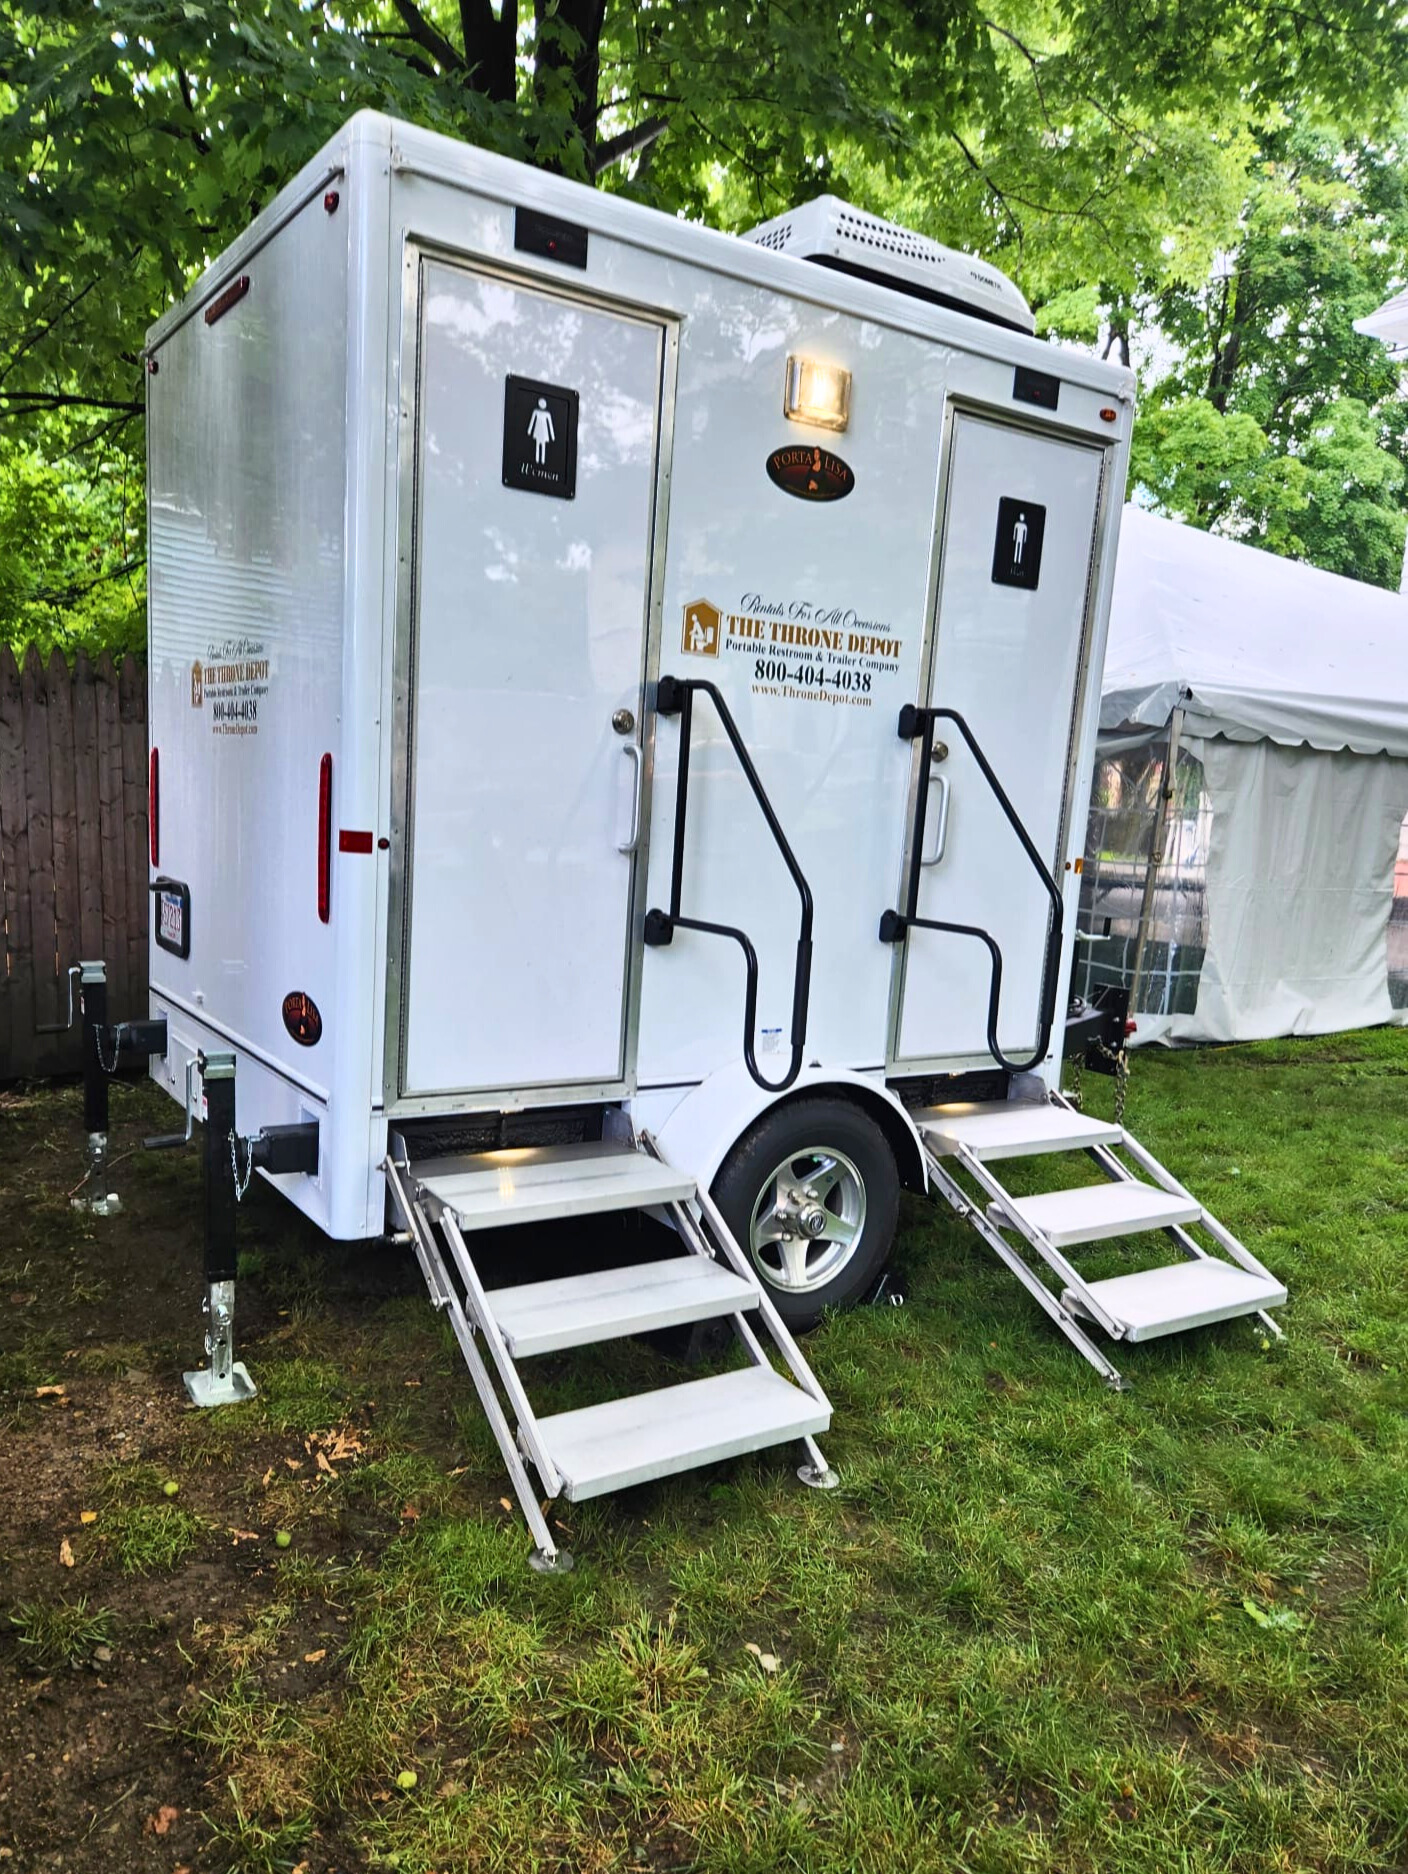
1093, 1038, 1131, 1126
229, 1130, 256, 1202
1065, 1042, 1130, 1124
93, 1019, 123, 1076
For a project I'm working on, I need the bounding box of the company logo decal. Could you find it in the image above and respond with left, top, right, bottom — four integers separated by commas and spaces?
682, 589, 906, 713
681, 598, 721, 657
765, 444, 855, 502
282, 990, 323, 1048
192, 638, 269, 737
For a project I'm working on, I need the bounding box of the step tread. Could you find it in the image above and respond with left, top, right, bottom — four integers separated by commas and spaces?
486, 1256, 759, 1357
536, 1366, 830, 1501
415, 1142, 694, 1232
918, 1099, 1124, 1160
1063, 1259, 1287, 1341
995, 1178, 1202, 1246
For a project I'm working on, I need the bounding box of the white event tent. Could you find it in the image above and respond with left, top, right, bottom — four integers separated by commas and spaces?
1078, 506, 1408, 1044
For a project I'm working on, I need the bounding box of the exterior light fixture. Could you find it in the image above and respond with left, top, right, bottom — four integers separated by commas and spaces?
783, 355, 851, 432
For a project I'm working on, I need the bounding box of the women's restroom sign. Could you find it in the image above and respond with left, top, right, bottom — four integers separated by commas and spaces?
992, 496, 1046, 589
502, 375, 578, 499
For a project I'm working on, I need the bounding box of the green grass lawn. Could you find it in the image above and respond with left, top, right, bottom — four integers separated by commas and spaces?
2, 1030, 1407, 1873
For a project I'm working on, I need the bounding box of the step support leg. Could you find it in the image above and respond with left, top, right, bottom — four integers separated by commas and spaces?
797, 1435, 839, 1490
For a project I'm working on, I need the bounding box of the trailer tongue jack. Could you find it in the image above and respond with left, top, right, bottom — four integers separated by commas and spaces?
184, 1052, 256, 1407
77, 962, 119, 1216
183, 1050, 320, 1409
51, 959, 171, 1215
59, 955, 324, 1409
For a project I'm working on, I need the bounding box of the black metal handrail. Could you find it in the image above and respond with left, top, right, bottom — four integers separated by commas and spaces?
879, 703, 1064, 1075
644, 675, 813, 1092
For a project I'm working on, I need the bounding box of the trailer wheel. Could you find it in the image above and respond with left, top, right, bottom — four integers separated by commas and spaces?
711, 1097, 899, 1328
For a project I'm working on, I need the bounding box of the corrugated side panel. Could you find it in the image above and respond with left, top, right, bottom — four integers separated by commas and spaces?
146, 193, 348, 1087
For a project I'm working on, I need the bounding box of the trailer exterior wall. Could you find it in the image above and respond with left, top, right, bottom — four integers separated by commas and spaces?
381, 171, 950, 1101
146, 169, 356, 1232
377, 129, 1128, 1102
145, 113, 1133, 1239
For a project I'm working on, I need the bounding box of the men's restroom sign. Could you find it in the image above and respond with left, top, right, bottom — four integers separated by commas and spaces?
502, 375, 578, 499
991, 496, 1046, 590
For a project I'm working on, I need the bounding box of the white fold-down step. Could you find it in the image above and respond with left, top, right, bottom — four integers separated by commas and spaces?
535, 1366, 830, 1500
415, 1142, 695, 1232
486, 1256, 758, 1357
994, 1178, 1202, 1247
920, 1100, 1124, 1161
1063, 1259, 1287, 1341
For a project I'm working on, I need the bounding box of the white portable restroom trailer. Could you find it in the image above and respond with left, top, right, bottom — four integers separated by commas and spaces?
133, 111, 1286, 1566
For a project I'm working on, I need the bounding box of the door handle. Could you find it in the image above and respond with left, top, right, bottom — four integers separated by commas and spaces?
617, 742, 643, 854
921, 773, 950, 866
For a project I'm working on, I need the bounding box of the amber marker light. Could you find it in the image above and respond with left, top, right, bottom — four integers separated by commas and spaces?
784, 355, 852, 432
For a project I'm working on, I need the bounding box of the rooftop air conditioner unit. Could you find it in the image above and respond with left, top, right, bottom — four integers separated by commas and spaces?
743, 195, 1035, 335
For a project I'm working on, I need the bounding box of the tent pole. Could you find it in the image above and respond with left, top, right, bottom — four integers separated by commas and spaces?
1129, 705, 1185, 1017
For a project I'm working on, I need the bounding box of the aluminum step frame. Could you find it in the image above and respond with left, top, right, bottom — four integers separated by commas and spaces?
922, 1091, 1284, 1389
382, 1131, 834, 1572
485, 1255, 761, 1357
918, 1100, 1125, 1160
924, 1142, 1128, 1389
991, 1178, 1204, 1247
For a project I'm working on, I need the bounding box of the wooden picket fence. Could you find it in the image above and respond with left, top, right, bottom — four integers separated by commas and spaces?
0, 645, 149, 1078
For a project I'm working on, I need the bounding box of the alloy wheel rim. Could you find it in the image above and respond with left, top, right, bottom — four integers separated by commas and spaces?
748, 1145, 867, 1295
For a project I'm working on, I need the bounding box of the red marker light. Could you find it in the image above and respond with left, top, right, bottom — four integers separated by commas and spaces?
1099, 407, 1118, 423
324, 190, 340, 214
148, 747, 159, 866
317, 754, 333, 923
204, 274, 250, 327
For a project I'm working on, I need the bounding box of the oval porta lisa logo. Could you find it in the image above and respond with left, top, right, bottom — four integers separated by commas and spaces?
282, 991, 323, 1047
766, 444, 855, 502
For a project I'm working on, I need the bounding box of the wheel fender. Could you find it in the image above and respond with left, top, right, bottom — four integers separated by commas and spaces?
649, 1060, 926, 1195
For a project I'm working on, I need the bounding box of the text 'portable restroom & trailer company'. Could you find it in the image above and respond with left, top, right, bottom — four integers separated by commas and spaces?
122, 111, 1287, 1567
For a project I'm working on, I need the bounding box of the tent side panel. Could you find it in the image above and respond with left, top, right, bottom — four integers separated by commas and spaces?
1177, 740, 1408, 1043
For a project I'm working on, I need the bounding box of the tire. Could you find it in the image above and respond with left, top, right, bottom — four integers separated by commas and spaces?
710, 1097, 900, 1329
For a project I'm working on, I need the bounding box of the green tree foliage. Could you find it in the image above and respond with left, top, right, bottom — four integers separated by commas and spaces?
1130, 398, 1312, 552
1132, 124, 1408, 586
2, 1, 1408, 641
1297, 395, 1407, 586
0, 417, 144, 654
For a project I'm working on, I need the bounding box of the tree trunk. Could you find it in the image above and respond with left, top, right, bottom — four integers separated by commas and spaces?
1207, 265, 1253, 413
533, 0, 607, 167
467, 0, 518, 104
1102, 309, 1131, 369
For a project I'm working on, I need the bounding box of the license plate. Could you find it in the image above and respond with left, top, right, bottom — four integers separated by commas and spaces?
153, 880, 190, 958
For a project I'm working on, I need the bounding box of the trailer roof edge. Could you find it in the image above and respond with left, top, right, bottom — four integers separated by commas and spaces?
146, 110, 1134, 400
